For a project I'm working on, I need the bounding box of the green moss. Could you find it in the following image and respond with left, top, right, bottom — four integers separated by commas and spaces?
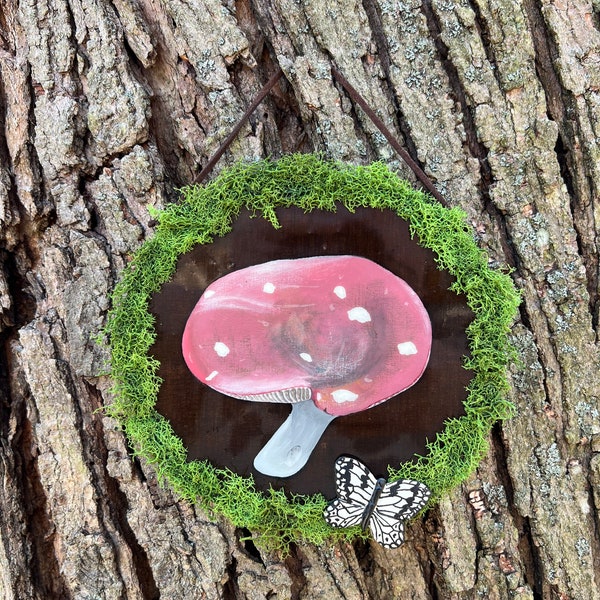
104, 154, 520, 551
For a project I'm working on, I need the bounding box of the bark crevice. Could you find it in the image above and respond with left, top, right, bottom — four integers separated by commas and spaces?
516, 517, 544, 600
85, 381, 161, 600
223, 552, 241, 600
283, 544, 308, 600
3, 347, 69, 599
466, 0, 502, 92
236, 527, 266, 566
360, 0, 425, 169
493, 426, 542, 599
523, 0, 599, 330
423, 0, 519, 269
361, 0, 430, 174
18, 410, 69, 598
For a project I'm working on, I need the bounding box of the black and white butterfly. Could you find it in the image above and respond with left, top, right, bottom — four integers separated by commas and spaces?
323, 456, 430, 549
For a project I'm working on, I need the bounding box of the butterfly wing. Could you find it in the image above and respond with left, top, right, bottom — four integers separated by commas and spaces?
368, 479, 431, 549
324, 497, 364, 528
368, 511, 406, 549
323, 456, 378, 529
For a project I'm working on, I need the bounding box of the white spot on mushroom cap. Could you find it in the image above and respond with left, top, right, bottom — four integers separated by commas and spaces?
263, 282, 276, 294
206, 370, 219, 381
347, 306, 371, 323
299, 352, 313, 363
214, 342, 230, 357
204, 290, 216, 298
334, 285, 347, 299
398, 341, 418, 355
331, 389, 359, 403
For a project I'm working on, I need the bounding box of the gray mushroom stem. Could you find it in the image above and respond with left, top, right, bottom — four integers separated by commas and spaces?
253, 400, 336, 478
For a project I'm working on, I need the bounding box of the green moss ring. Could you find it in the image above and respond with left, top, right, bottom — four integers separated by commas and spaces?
105, 154, 519, 550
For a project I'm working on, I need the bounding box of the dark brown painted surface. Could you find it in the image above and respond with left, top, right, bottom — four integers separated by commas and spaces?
150, 206, 474, 497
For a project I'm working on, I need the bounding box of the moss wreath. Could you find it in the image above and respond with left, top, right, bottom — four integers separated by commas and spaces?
104, 154, 520, 551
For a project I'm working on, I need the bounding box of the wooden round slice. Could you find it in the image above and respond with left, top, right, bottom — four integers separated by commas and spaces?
150, 206, 474, 497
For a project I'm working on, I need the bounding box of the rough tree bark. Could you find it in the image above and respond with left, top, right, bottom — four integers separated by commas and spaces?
1, 0, 599, 598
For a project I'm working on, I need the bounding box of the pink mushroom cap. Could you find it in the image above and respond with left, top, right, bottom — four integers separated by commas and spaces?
182, 255, 432, 417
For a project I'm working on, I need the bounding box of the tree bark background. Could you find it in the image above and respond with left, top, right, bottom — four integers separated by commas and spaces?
1, 0, 599, 598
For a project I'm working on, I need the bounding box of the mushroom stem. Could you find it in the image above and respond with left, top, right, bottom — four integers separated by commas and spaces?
253, 401, 336, 478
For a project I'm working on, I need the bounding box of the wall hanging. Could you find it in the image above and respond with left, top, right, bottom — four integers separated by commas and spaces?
104, 69, 520, 551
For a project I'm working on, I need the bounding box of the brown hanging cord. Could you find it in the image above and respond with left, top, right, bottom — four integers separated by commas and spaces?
330, 67, 447, 205
194, 68, 284, 184
195, 65, 446, 206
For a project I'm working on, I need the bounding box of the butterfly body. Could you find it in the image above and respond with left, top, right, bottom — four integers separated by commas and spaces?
324, 456, 430, 549
360, 477, 386, 531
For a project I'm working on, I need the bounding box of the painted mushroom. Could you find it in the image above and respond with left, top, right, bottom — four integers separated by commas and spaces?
182, 255, 432, 477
